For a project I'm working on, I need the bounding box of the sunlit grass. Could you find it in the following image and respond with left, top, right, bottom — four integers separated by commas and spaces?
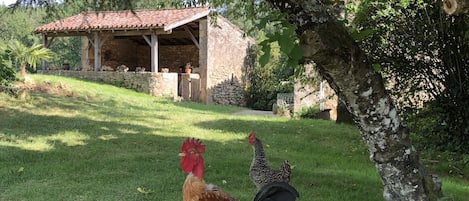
0, 74, 467, 201
0, 131, 89, 151
443, 179, 469, 200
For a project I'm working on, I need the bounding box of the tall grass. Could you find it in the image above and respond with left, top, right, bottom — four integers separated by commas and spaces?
0, 74, 467, 201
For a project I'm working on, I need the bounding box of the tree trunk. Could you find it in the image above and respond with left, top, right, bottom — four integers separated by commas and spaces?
20, 63, 27, 78
336, 100, 355, 125
267, 1, 431, 200
443, 0, 469, 16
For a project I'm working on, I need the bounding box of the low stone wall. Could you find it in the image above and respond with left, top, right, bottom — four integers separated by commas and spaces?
38, 70, 178, 98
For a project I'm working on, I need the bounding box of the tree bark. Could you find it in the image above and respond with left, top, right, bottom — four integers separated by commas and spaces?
443, 0, 469, 16
20, 63, 27, 78
267, 1, 431, 200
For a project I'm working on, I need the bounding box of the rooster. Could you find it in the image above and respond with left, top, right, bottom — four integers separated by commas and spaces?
179, 138, 237, 201
248, 132, 299, 201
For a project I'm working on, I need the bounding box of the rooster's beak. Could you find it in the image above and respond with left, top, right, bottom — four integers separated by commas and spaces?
178, 152, 185, 157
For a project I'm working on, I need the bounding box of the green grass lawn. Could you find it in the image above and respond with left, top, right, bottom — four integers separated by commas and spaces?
0, 74, 467, 201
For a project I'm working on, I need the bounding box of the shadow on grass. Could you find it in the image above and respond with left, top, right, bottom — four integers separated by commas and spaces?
0, 102, 251, 200
0, 99, 164, 144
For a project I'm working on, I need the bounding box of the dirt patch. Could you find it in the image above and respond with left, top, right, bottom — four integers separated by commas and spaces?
15, 80, 76, 99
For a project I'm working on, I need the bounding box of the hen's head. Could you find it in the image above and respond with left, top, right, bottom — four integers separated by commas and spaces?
248, 132, 257, 145
179, 138, 205, 179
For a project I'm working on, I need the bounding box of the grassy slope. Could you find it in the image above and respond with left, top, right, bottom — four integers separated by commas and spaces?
0, 74, 467, 201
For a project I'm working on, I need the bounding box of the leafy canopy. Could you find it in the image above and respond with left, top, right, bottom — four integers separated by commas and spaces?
7, 40, 53, 70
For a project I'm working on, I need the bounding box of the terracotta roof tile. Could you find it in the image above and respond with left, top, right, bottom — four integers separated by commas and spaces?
34, 7, 210, 33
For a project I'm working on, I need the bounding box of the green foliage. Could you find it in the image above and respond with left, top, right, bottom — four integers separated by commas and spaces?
6, 40, 54, 74
349, 28, 377, 42
0, 43, 18, 95
350, 0, 469, 153
11, 0, 185, 13
296, 106, 322, 119
408, 104, 447, 151
0, 5, 58, 72
47, 37, 80, 69
418, 84, 469, 154
0, 5, 44, 45
246, 36, 294, 111
253, 10, 303, 69
410, 97, 469, 154
245, 65, 277, 110
135, 0, 189, 9
1, 2, 96, 71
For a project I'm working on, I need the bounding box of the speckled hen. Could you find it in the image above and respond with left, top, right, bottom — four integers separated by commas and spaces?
247, 132, 292, 190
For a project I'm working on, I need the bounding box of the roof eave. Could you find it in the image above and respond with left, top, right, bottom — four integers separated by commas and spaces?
164, 9, 210, 31
35, 27, 171, 37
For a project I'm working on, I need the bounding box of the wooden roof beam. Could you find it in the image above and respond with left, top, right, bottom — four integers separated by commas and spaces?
183, 25, 199, 49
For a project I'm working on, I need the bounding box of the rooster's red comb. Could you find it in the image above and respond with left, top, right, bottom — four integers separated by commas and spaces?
180, 138, 205, 154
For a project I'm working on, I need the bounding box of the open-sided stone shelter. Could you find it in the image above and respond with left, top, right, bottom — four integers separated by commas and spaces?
34, 7, 254, 106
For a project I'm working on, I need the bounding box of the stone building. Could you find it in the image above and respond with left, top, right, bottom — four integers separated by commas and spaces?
34, 7, 254, 106
294, 64, 338, 120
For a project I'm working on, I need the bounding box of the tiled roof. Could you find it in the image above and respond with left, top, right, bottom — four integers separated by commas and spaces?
34, 7, 210, 33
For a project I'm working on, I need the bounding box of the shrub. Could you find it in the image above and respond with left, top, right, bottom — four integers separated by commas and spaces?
245, 37, 294, 111
296, 106, 321, 119
0, 47, 18, 96
409, 98, 469, 154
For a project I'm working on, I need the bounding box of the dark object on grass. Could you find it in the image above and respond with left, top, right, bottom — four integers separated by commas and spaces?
253, 182, 299, 201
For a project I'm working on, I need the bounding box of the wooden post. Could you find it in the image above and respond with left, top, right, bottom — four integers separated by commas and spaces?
150, 33, 158, 72
180, 74, 191, 101
41, 34, 48, 71
184, 25, 200, 49
198, 19, 208, 103
93, 33, 101, 71
81, 36, 90, 70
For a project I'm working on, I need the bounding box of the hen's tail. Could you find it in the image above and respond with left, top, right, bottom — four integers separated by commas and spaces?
253, 182, 299, 201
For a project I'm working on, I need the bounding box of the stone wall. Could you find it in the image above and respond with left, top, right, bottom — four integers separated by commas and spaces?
98, 38, 144, 70
294, 64, 338, 120
39, 70, 178, 98
159, 45, 199, 73
89, 38, 199, 73
204, 16, 254, 106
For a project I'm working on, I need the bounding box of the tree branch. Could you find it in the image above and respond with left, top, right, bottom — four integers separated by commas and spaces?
443, 0, 469, 16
